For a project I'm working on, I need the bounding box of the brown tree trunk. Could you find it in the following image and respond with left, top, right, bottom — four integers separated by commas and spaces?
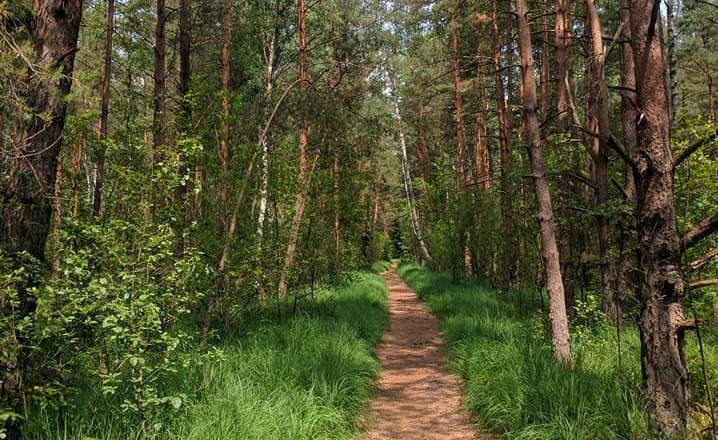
555, 0, 571, 125
0, 2, 83, 438
219, 0, 232, 229
492, 0, 516, 290
152, 0, 167, 162
618, 0, 637, 295
93, 0, 114, 218
278, 0, 311, 298
666, 0, 679, 129
515, 0, 572, 364
583, 0, 616, 314
628, 2, 690, 436
174, 0, 192, 254
450, 10, 473, 279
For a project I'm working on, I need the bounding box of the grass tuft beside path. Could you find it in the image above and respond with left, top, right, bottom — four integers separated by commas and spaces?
24, 271, 388, 440
398, 262, 651, 440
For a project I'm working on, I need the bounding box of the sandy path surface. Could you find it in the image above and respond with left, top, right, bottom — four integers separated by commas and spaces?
363, 270, 491, 440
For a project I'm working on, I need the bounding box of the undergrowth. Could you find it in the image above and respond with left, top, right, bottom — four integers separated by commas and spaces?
22, 271, 388, 440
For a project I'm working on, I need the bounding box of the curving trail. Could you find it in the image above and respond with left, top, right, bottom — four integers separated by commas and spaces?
364, 269, 492, 440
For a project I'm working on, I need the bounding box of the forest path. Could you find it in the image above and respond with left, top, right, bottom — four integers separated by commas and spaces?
363, 269, 490, 440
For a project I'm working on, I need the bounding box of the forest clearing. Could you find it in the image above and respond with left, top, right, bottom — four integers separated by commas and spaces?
1, 0, 718, 439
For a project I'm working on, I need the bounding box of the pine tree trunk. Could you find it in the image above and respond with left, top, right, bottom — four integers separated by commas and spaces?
629, 2, 690, 436
583, 0, 616, 315
93, 0, 114, 217
278, 0, 311, 297
515, 0, 572, 364
0, 2, 83, 438
152, 0, 166, 162
555, 0, 571, 126
492, 0, 516, 290
450, 11, 473, 279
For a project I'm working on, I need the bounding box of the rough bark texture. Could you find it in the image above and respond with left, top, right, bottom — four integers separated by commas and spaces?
93, 0, 114, 217
629, 1, 690, 436
0, 1, 84, 438
515, 0, 572, 364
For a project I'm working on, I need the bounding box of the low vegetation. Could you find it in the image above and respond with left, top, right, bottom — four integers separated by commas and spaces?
22, 272, 388, 440
399, 262, 718, 439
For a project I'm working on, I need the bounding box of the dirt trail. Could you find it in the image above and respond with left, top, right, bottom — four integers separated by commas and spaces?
364, 269, 491, 440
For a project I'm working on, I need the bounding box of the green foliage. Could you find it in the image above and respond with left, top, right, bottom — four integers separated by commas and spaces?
22, 271, 388, 440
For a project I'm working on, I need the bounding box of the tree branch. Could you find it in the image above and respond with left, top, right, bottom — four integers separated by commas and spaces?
673, 132, 718, 168
689, 279, 718, 290
686, 247, 718, 273
681, 212, 718, 252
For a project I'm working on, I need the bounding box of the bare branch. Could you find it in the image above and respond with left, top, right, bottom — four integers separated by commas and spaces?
687, 247, 718, 273
689, 279, 718, 290
682, 213, 718, 252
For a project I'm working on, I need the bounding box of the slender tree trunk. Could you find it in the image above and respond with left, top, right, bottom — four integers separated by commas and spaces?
0, 2, 83, 438
278, 0, 311, 297
583, 0, 616, 314
390, 75, 432, 265
93, 0, 114, 217
333, 150, 341, 273
666, 0, 679, 129
515, 0, 572, 364
450, 10, 472, 278
174, 0, 192, 254
555, 0, 571, 125
219, 0, 232, 229
629, 2, 690, 435
618, 0, 637, 294
492, 0, 516, 290
152, 0, 166, 162
257, 28, 277, 239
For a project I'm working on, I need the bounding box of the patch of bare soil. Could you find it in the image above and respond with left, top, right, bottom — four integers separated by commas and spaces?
363, 270, 493, 440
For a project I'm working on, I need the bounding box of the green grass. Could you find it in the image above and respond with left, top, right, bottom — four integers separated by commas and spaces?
23, 271, 389, 440
398, 261, 651, 440
370, 260, 392, 273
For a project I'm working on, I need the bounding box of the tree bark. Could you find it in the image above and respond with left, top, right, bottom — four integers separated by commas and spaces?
450, 10, 473, 279
628, 2, 690, 436
555, 0, 571, 126
93, 0, 114, 217
666, 0, 679, 129
515, 0, 572, 364
583, 0, 616, 314
277, 0, 311, 298
219, 0, 232, 229
0, 1, 83, 438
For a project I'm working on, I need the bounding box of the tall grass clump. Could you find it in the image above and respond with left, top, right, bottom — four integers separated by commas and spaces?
22, 271, 388, 440
398, 261, 650, 440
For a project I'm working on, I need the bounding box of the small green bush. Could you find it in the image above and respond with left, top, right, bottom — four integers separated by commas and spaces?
22, 272, 388, 440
